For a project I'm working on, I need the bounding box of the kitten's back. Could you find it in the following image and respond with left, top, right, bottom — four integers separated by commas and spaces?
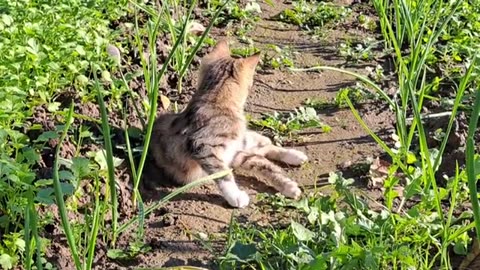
150, 40, 259, 185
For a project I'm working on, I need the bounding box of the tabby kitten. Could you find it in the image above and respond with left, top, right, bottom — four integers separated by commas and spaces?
150, 40, 308, 208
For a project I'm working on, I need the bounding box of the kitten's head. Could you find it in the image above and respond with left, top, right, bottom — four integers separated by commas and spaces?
197, 40, 260, 98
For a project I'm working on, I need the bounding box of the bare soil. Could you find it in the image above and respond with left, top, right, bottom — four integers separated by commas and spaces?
40, 1, 398, 269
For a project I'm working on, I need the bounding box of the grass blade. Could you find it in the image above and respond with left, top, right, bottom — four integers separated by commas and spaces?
94, 76, 119, 245
466, 88, 480, 241
52, 102, 81, 270
179, 0, 232, 81
84, 174, 103, 270
131, 0, 198, 204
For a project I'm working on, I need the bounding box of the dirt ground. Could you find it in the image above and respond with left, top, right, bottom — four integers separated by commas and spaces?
43, 1, 397, 269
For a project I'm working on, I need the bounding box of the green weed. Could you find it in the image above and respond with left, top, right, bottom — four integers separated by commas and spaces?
231, 46, 260, 58
304, 83, 377, 109
263, 44, 295, 70
202, 0, 262, 43
358, 14, 377, 32
249, 107, 331, 144
220, 171, 475, 269
277, 0, 349, 36
203, 0, 261, 26
338, 38, 381, 63
0, 0, 234, 268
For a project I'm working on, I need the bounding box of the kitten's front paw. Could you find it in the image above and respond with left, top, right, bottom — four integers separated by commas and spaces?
224, 190, 250, 208
283, 149, 308, 166
282, 181, 302, 199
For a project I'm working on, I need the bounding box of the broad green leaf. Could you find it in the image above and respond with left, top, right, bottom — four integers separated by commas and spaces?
94, 149, 123, 171
228, 241, 257, 261
291, 221, 315, 241
106, 249, 127, 259
304, 255, 328, 270
71, 157, 91, 178
406, 152, 417, 164
2, 14, 13, 26
47, 102, 61, 112
102, 70, 112, 82
15, 238, 25, 252
307, 206, 319, 224
58, 170, 74, 181
127, 127, 143, 139
34, 131, 59, 142
0, 254, 13, 270
75, 45, 86, 55
291, 197, 310, 213
76, 74, 89, 85
36, 183, 74, 205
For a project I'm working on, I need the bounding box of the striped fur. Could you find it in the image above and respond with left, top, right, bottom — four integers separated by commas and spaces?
150, 40, 308, 208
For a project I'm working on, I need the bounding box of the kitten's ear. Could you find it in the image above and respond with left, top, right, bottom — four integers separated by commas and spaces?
209, 39, 230, 57
240, 53, 261, 71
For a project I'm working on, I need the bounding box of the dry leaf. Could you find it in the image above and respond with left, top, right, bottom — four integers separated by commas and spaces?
160, 94, 171, 110
459, 238, 480, 270
188, 21, 206, 36
106, 44, 121, 65
368, 157, 390, 188
391, 133, 401, 148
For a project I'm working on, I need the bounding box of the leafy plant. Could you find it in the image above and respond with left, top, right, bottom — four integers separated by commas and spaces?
303, 97, 333, 110
107, 241, 152, 260
263, 44, 295, 70
304, 83, 377, 110
249, 107, 331, 144
277, 0, 349, 35
231, 46, 260, 58
220, 171, 475, 269
338, 38, 381, 63
202, 0, 262, 27
358, 14, 377, 32
334, 84, 377, 108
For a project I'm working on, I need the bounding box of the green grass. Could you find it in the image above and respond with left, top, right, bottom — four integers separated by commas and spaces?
0, 1, 128, 268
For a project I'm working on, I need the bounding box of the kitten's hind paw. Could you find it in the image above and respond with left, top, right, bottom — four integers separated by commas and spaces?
281, 181, 302, 199
224, 190, 250, 208
282, 149, 308, 166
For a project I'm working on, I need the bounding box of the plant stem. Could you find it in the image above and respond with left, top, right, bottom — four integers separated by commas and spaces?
94, 76, 119, 246
52, 102, 82, 270
466, 87, 480, 241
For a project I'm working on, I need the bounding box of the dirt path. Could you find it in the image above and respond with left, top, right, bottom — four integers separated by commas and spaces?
110, 1, 393, 269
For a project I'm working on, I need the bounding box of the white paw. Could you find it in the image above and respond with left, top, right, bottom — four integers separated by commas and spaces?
282, 181, 302, 199
224, 190, 250, 208
282, 149, 308, 166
